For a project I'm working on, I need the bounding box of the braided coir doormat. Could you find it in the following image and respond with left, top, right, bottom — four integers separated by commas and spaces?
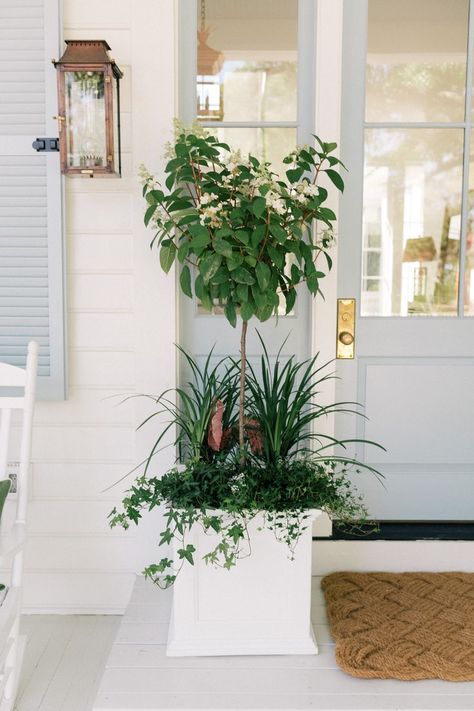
321, 572, 474, 681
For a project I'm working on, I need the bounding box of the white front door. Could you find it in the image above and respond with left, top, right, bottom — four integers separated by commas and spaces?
179, 0, 316, 368
335, 0, 474, 520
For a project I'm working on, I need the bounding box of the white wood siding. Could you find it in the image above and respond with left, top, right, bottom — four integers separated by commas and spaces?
14, 0, 178, 613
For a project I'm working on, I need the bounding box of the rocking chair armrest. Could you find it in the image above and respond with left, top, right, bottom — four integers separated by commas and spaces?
0, 524, 26, 561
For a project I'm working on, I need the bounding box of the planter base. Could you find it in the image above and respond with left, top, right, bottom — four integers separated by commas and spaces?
167, 620, 318, 657
167, 510, 321, 657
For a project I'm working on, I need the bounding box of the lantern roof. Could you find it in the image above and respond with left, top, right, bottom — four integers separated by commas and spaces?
197, 30, 224, 76
55, 40, 123, 78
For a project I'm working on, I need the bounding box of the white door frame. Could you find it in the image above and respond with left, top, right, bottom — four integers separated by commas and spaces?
312, 0, 344, 446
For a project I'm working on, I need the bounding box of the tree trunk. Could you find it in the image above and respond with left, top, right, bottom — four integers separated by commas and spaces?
238, 319, 248, 467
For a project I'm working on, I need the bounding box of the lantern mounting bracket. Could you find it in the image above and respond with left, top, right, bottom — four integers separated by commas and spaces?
32, 137, 60, 153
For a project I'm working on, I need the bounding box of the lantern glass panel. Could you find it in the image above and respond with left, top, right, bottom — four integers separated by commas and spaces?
113, 75, 121, 175
64, 70, 107, 169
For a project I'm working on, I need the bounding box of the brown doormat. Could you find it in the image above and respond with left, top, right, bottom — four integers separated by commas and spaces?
321, 572, 474, 681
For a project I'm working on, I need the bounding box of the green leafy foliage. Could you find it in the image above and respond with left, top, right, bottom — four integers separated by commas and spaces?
126, 348, 240, 467
110, 342, 383, 588
245, 333, 384, 468
110, 456, 374, 589
139, 125, 345, 326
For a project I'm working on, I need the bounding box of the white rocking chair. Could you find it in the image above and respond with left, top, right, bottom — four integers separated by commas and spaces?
0, 342, 38, 711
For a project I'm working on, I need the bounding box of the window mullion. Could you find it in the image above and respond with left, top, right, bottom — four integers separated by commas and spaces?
457, 0, 474, 317
199, 122, 298, 129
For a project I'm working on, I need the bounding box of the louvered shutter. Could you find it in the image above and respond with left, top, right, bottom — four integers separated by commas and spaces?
0, 0, 65, 399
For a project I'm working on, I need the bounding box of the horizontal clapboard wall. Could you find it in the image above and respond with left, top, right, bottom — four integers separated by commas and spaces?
0, 0, 65, 399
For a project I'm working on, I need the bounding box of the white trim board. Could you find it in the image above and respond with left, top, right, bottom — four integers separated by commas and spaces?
312, 540, 474, 576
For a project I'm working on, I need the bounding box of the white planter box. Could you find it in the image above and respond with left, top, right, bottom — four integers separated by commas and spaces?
167, 509, 321, 657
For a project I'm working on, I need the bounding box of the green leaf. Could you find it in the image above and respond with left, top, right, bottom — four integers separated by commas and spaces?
190, 232, 211, 253
144, 204, 156, 227
146, 189, 165, 204
290, 263, 301, 284
215, 227, 233, 238
177, 240, 190, 263
189, 223, 210, 238
236, 283, 249, 302
299, 149, 314, 164
240, 300, 255, 321
165, 173, 175, 191
168, 199, 193, 211
325, 169, 344, 193
165, 157, 184, 172
200, 287, 213, 312
219, 281, 230, 300
179, 265, 192, 298
232, 266, 255, 285
177, 544, 196, 565
255, 302, 274, 322
307, 272, 319, 295
159, 242, 176, 273
234, 230, 250, 245
251, 225, 266, 249
251, 286, 267, 310
284, 287, 296, 314
178, 214, 198, 227
224, 300, 237, 327
269, 223, 287, 244
226, 254, 244, 271
214, 237, 233, 258
194, 274, 204, 299
267, 245, 285, 270
200, 253, 222, 284
209, 266, 229, 285
318, 206, 337, 222
255, 262, 270, 291
286, 167, 304, 183
252, 197, 267, 218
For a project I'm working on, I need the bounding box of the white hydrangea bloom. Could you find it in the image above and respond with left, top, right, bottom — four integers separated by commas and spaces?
265, 190, 286, 215
199, 202, 225, 228
199, 192, 218, 205
138, 164, 159, 188
151, 206, 169, 228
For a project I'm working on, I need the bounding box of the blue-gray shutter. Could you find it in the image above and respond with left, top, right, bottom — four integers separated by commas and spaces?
0, 0, 65, 399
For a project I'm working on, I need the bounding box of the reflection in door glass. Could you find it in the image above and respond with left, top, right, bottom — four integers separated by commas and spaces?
196, 0, 298, 123
207, 127, 296, 178
361, 129, 464, 316
366, 0, 468, 123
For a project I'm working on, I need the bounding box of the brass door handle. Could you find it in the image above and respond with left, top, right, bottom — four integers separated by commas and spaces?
339, 331, 354, 346
336, 299, 355, 359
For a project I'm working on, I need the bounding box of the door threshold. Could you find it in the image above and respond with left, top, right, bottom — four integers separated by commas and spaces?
313, 521, 474, 541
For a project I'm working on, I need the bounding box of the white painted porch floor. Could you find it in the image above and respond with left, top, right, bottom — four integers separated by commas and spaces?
15, 614, 120, 711
91, 575, 474, 711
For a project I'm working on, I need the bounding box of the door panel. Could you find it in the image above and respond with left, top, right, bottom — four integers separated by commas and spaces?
337, 0, 474, 520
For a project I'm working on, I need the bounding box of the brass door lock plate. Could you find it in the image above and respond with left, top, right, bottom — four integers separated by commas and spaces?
336, 298, 355, 359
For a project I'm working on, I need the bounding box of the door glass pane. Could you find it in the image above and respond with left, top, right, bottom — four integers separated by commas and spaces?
361, 128, 464, 316
210, 126, 296, 177
196, 0, 298, 122
366, 0, 468, 123
64, 71, 107, 169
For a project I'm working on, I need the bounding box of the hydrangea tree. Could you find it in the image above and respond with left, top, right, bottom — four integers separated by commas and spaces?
140, 123, 345, 464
